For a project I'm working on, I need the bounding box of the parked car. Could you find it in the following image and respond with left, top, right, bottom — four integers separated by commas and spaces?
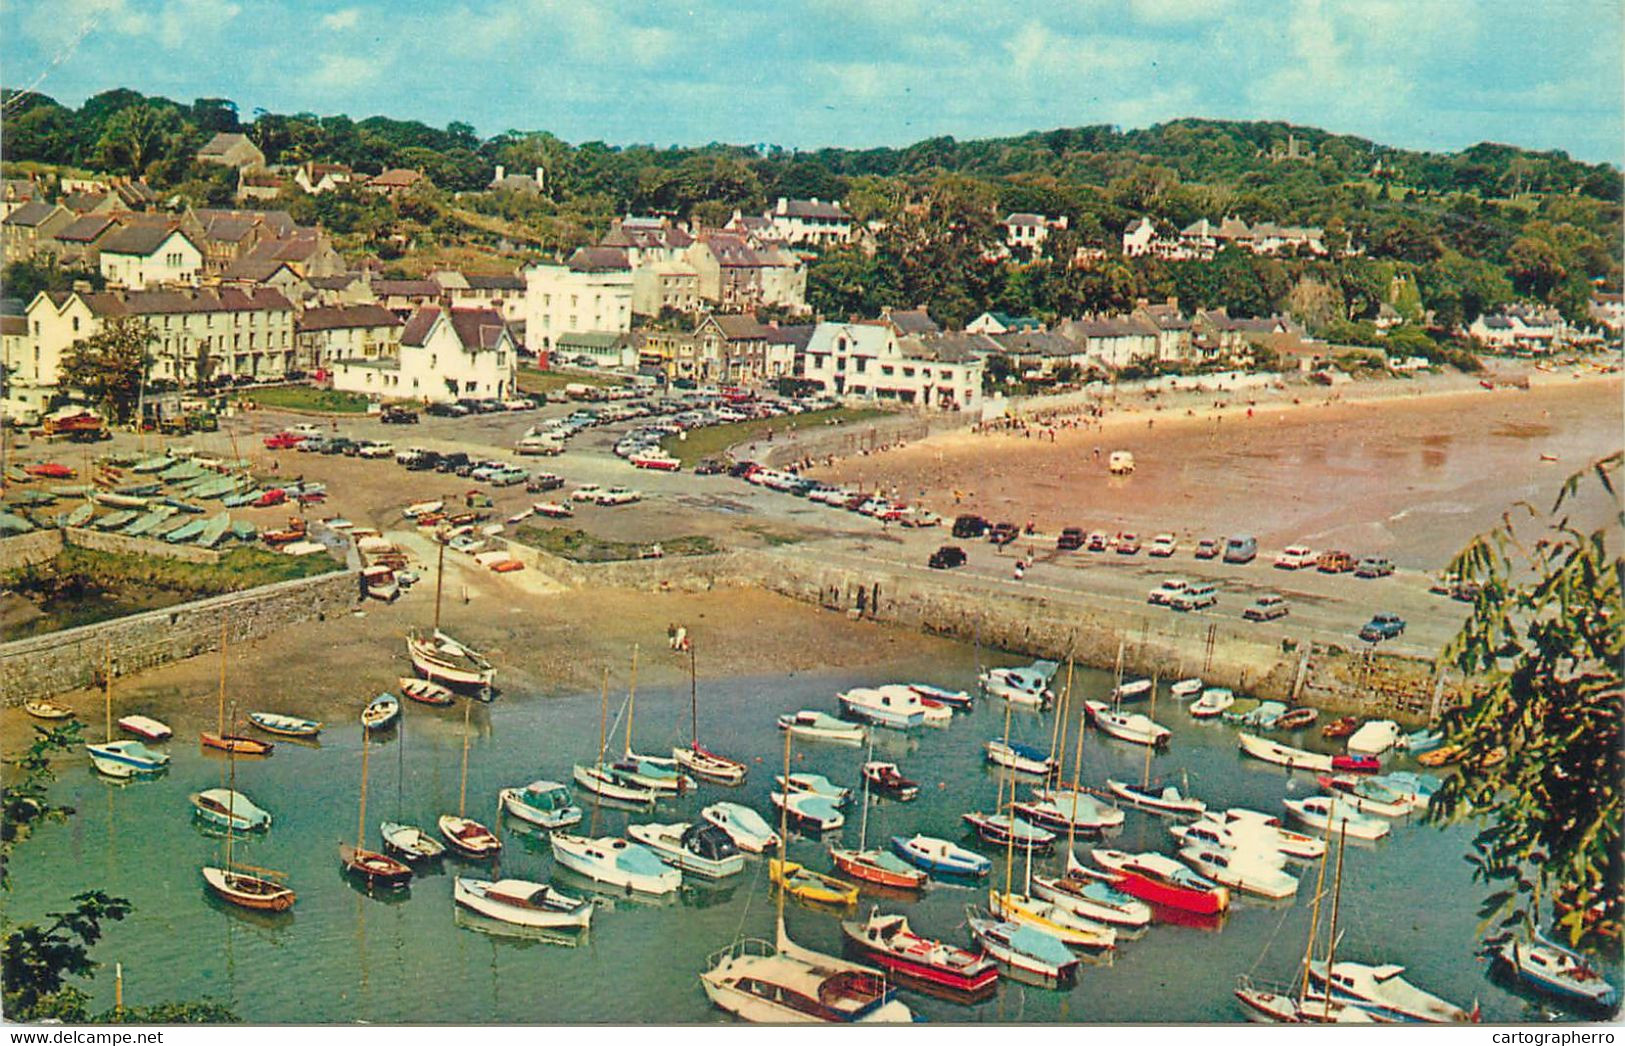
1057, 526, 1085, 551
501, 398, 535, 411
488, 467, 529, 487
1168, 582, 1219, 611
263, 432, 306, 450
516, 435, 564, 456
381, 406, 419, 424
1148, 533, 1178, 557
426, 401, 470, 417
928, 545, 967, 570
436, 451, 470, 473
1148, 578, 1190, 606
1115, 532, 1141, 554
1086, 531, 1111, 552
297, 436, 332, 454
989, 521, 1020, 546
694, 458, 728, 475
571, 485, 605, 502
1243, 594, 1291, 621
526, 472, 564, 493
405, 451, 440, 472
355, 440, 394, 459
1354, 556, 1395, 578
1274, 545, 1317, 570
898, 508, 941, 528
952, 514, 988, 538
1108, 450, 1135, 474
595, 487, 641, 506
1316, 549, 1355, 574
289, 422, 323, 437
1194, 537, 1221, 560
1359, 612, 1406, 642
1222, 535, 1258, 563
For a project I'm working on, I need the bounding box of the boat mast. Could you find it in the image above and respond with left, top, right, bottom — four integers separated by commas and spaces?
1142, 670, 1160, 790
1318, 823, 1348, 1021
688, 643, 699, 748
999, 697, 1016, 908
858, 736, 873, 852
103, 639, 112, 743
432, 539, 445, 633
1066, 658, 1084, 859
623, 644, 638, 758
1297, 799, 1335, 1009
457, 696, 471, 818
596, 667, 609, 769
776, 725, 791, 950
1053, 657, 1073, 783
1111, 637, 1126, 710
224, 702, 237, 871
217, 617, 228, 736
357, 728, 371, 852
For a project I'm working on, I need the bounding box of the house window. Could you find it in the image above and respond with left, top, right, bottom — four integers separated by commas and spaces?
881, 366, 894, 376
72, 317, 79, 332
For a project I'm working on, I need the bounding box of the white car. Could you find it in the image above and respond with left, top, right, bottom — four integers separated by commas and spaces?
355, 440, 394, 459
501, 398, 535, 411
595, 487, 642, 506
1274, 544, 1317, 570
1149, 533, 1178, 557
570, 484, 605, 502
1148, 578, 1190, 606
290, 422, 323, 437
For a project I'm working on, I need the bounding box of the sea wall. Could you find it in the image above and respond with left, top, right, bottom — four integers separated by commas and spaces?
0, 529, 64, 572
745, 414, 945, 468
0, 568, 359, 704
64, 526, 222, 564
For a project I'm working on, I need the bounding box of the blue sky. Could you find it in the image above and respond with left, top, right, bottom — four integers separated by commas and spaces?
5, 0, 1621, 163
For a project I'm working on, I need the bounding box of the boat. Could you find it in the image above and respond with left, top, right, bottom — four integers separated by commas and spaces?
1238, 732, 1333, 771
890, 835, 991, 878
965, 906, 1079, 987
438, 698, 501, 858
247, 712, 322, 738
1107, 779, 1207, 817
1416, 744, 1461, 768
1170, 677, 1205, 699
379, 821, 446, 862
906, 683, 974, 708
1316, 774, 1415, 817
989, 889, 1116, 951
1283, 797, 1391, 840
406, 630, 494, 693
1030, 853, 1154, 928
1190, 688, 1235, 718
916, 698, 953, 727
360, 565, 399, 602
770, 790, 846, 832
700, 917, 911, 1023
200, 620, 274, 755
1396, 728, 1445, 753
190, 788, 272, 831
671, 644, 748, 784
1013, 788, 1124, 832
702, 802, 780, 853
398, 676, 456, 707
362, 693, 401, 731
978, 663, 1055, 707
1174, 818, 1327, 863
117, 714, 171, 741
775, 772, 851, 806
551, 832, 682, 894
1111, 677, 1153, 702
1346, 719, 1402, 756
24, 700, 74, 720
771, 858, 860, 906
1221, 696, 1262, 723
1273, 707, 1320, 730
573, 672, 659, 806
1179, 844, 1299, 899
499, 780, 583, 829
1090, 848, 1230, 915
1332, 754, 1382, 773
984, 738, 1057, 776
1306, 959, 1475, 1022
1240, 700, 1290, 728
830, 741, 928, 891
201, 865, 296, 912
403, 499, 444, 519
1322, 715, 1360, 739
962, 811, 1055, 852
840, 909, 997, 999
196, 512, 232, 548
611, 646, 696, 793
454, 876, 593, 929
860, 762, 919, 801
340, 726, 414, 888
1493, 936, 1620, 1011
627, 822, 745, 879
1369, 771, 1441, 808
86, 739, 170, 776
777, 710, 865, 744
1084, 700, 1171, 747
836, 686, 926, 730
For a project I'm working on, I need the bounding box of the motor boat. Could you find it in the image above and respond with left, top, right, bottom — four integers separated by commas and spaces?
499, 781, 583, 829
840, 910, 997, 999
1346, 719, 1403, 756
626, 822, 745, 879
777, 710, 865, 744
1089, 848, 1230, 915
1178, 844, 1299, 899
1493, 936, 1619, 1011
1316, 774, 1414, 818
771, 790, 846, 832
702, 802, 780, 853
1282, 797, 1391, 840
860, 762, 919, 801
837, 686, 926, 730
190, 788, 271, 832
700, 921, 912, 1023
1306, 959, 1476, 1022
979, 664, 1054, 707
550, 833, 681, 895
86, 739, 170, 777
454, 877, 593, 929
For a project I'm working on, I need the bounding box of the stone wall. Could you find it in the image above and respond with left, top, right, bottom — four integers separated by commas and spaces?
0, 529, 64, 572
0, 568, 359, 704
64, 526, 222, 564
745, 414, 938, 468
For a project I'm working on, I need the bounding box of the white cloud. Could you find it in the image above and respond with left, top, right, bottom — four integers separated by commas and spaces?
308, 52, 381, 90
156, 0, 239, 49
321, 8, 362, 31
19, 0, 148, 51
1128, 0, 1234, 24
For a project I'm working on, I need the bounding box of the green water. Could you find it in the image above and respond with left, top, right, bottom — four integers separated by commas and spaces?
2, 650, 1589, 1023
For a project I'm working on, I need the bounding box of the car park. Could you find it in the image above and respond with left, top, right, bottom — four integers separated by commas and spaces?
1057, 527, 1085, 551
928, 545, 968, 569
1274, 545, 1317, 570
1168, 582, 1219, 611
1194, 538, 1221, 559
952, 515, 988, 538
1316, 549, 1354, 573
1148, 533, 1178, 557
1222, 535, 1258, 563
1359, 612, 1406, 642
1243, 594, 1291, 621
1354, 556, 1395, 578
1148, 578, 1190, 606
1115, 532, 1141, 554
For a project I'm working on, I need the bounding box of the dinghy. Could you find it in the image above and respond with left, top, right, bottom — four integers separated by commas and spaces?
438, 815, 503, 858
1273, 707, 1320, 730
627, 822, 745, 879
454, 877, 593, 929
398, 676, 456, 706
499, 781, 583, 829
247, 711, 322, 738
1084, 700, 1171, 747
550, 833, 681, 895
771, 859, 860, 906
24, 700, 74, 721
1190, 688, 1235, 718
1237, 732, 1333, 771
1170, 678, 1205, 699
117, 714, 171, 741
362, 694, 400, 731
1282, 797, 1391, 840
777, 710, 865, 744
701, 802, 780, 853
890, 835, 991, 878
379, 821, 445, 861
906, 683, 974, 708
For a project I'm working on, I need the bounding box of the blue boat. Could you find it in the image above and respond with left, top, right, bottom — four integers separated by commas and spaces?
1398, 729, 1444, 753
891, 834, 992, 877
362, 694, 401, 731
1241, 700, 1290, 728
1495, 936, 1619, 1012
85, 740, 170, 777
500, 781, 583, 830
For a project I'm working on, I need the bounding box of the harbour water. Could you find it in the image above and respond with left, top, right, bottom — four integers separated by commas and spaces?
3, 646, 1593, 1023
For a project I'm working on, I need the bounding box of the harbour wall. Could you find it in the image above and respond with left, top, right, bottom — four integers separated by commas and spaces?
0, 568, 359, 704
746, 414, 948, 469
0, 529, 63, 572
0, 526, 224, 571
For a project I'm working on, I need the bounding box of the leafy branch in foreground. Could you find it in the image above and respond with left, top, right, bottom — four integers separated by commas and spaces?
1427, 450, 1622, 950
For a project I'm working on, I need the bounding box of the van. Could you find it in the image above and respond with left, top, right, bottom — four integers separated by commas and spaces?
1108, 450, 1135, 474
1223, 535, 1258, 564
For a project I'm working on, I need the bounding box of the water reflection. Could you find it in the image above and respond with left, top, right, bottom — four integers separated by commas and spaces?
452, 907, 587, 949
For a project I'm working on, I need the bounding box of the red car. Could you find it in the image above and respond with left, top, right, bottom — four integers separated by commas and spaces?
253, 488, 288, 507
263, 432, 306, 450
23, 463, 75, 479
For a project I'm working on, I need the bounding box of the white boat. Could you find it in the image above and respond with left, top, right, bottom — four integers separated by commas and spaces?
1111, 678, 1153, 702
984, 738, 1057, 776
771, 790, 845, 832
1237, 732, 1333, 771
610, 752, 695, 793
1190, 688, 1235, 718
1283, 797, 1391, 840
499, 781, 583, 829
1346, 719, 1403, 756
190, 788, 270, 831
1370, 772, 1441, 809
1015, 786, 1125, 831
1234, 977, 1381, 1023
1170, 678, 1205, 700
1030, 854, 1153, 927
906, 683, 974, 708
117, 714, 172, 741
837, 686, 926, 730
1307, 959, 1474, 1022
626, 822, 745, 880
550, 833, 682, 895
1316, 774, 1414, 818
990, 889, 1117, 951
86, 739, 169, 776
454, 877, 593, 929
572, 763, 657, 806
774, 772, 850, 805
1196, 808, 1327, 859
1106, 779, 1206, 817
673, 742, 748, 785
1495, 937, 1620, 1011
700, 918, 912, 1023
379, 821, 446, 861
1178, 845, 1299, 899
702, 802, 780, 853
979, 664, 1054, 707
1172, 820, 1319, 865
964, 906, 1079, 987
914, 698, 953, 727
1084, 700, 1170, 747
777, 710, 865, 744
406, 629, 494, 692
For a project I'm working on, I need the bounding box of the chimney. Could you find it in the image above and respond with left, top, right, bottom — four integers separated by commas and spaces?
494, 165, 505, 183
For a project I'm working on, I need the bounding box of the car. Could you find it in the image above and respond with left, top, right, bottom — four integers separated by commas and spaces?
263, 432, 306, 450
595, 487, 641, 506
297, 436, 331, 454
1194, 538, 1221, 560
1086, 531, 1111, 552
289, 422, 323, 437
1274, 545, 1317, 570
928, 545, 968, 570
355, 440, 394, 459
1359, 613, 1406, 642
1148, 533, 1177, 557
426, 401, 470, 417
405, 451, 440, 471
516, 436, 564, 456
989, 522, 1020, 546
436, 452, 470, 473
952, 514, 988, 538
381, 406, 419, 424
1243, 594, 1291, 621
1316, 549, 1355, 574
694, 458, 728, 476
570, 484, 605, 503
728, 461, 762, 479
1148, 578, 1190, 606
1223, 535, 1258, 563
501, 398, 536, 411
394, 447, 430, 466
1057, 526, 1086, 551
488, 467, 529, 487
898, 508, 941, 528
1354, 556, 1395, 578
1115, 532, 1141, 554
1168, 582, 1219, 611
1108, 450, 1135, 475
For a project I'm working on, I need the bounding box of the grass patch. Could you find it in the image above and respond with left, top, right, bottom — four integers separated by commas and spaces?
513, 525, 719, 563
660, 407, 889, 467
516, 367, 626, 395
739, 523, 807, 547
242, 386, 375, 414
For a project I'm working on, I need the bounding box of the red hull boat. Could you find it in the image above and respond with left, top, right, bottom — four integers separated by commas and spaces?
1091, 849, 1230, 916
841, 911, 998, 999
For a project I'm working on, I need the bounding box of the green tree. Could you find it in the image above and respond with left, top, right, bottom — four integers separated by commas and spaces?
1427, 452, 1623, 949
1, 260, 104, 304
94, 102, 185, 175
61, 317, 155, 423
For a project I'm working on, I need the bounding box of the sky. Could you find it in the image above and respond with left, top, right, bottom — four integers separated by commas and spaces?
4, 0, 1622, 164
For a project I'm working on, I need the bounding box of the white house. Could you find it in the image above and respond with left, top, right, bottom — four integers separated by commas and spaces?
332, 306, 515, 402
523, 255, 633, 362
295, 303, 401, 374
763, 198, 853, 247
98, 225, 204, 289
1121, 217, 1158, 257
1003, 212, 1067, 251
1468, 305, 1568, 353
1057, 316, 1161, 368
801, 321, 983, 411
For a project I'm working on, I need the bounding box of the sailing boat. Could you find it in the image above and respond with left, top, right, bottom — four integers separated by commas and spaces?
201, 702, 295, 912
406, 541, 495, 696
671, 644, 747, 785
379, 703, 445, 862
610, 645, 694, 793
340, 727, 413, 889
200, 619, 273, 756
437, 698, 501, 858
86, 643, 169, 778
1106, 673, 1207, 816
770, 729, 860, 906
574, 669, 659, 806
963, 697, 1056, 852
830, 736, 928, 891
1015, 660, 1124, 832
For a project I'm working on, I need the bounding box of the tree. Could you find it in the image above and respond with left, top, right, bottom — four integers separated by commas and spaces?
1427, 452, 1623, 949
94, 103, 185, 176
61, 317, 155, 423
1, 259, 104, 304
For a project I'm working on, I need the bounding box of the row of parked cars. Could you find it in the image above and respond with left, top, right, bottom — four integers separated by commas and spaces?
735, 465, 941, 527
264, 426, 395, 458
